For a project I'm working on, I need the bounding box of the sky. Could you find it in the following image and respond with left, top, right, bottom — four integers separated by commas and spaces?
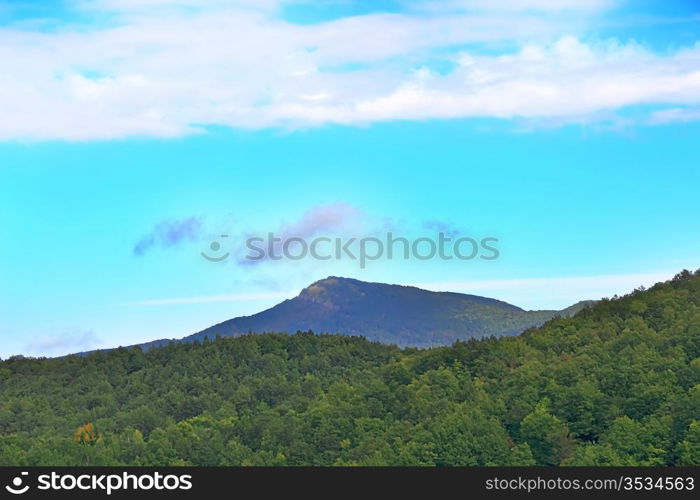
1, 0, 700, 357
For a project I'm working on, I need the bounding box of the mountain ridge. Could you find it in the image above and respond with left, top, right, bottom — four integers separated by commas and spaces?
116, 276, 594, 351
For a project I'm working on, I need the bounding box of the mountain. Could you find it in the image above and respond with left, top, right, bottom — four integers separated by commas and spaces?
2, 269, 699, 466
136, 276, 592, 350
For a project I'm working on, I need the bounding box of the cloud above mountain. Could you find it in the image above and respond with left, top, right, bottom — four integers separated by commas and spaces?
25, 329, 101, 357
0, 0, 698, 139
133, 216, 203, 256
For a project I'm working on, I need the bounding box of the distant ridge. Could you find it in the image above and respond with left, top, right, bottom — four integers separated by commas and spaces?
119, 276, 593, 351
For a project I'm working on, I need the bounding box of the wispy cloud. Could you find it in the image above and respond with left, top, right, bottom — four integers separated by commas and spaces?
122, 290, 295, 306
25, 329, 101, 357
133, 216, 203, 256
238, 202, 364, 265
277, 202, 363, 239
412, 271, 677, 309
0, 1, 698, 139
422, 220, 463, 238
649, 106, 700, 124
121, 271, 677, 309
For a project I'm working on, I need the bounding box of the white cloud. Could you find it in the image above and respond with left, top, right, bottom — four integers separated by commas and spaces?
0, 2, 699, 140
414, 0, 617, 14
322, 38, 700, 123
81, 0, 615, 16
74, 0, 282, 15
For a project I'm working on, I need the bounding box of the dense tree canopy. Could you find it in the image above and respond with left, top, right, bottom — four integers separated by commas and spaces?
1, 270, 699, 466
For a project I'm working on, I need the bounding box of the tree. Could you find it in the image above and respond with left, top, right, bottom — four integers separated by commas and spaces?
678, 421, 700, 465
74, 423, 100, 445
429, 405, 512, 466
520, 400, 574, 465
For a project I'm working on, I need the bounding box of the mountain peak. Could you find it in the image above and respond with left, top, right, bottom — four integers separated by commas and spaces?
93, 276, 595, 353
302, 276, 365, 290
303, 276, 350, 290
180, 276, 579, 348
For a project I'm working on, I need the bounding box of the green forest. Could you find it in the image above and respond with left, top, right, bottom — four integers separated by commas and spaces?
1, 270, 699, 466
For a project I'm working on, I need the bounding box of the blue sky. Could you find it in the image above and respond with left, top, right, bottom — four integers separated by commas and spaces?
1, 0, 699, 357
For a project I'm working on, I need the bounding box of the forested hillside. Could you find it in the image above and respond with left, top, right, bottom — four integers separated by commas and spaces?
1, 271, 699, 466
